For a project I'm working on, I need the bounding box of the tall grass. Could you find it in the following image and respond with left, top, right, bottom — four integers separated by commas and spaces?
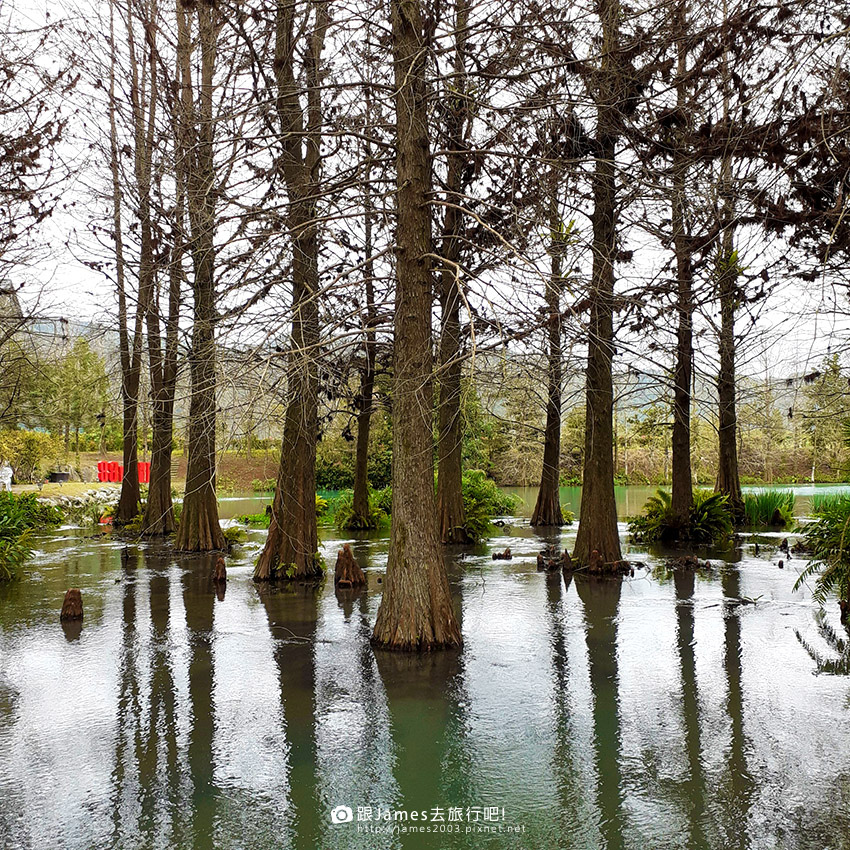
743, 489, 795, 527
811, 493, 850, 515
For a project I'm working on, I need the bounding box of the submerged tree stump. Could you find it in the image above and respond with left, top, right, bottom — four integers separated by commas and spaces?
537, 548, 561, 572
561, 550, 573, 571
60, 588, 83, 621
334, 544, 366, 589
492, 547, 512, 561
213, 556, 227, 584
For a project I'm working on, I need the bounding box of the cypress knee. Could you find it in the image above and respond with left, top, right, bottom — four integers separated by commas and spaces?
60, 589, 83, 621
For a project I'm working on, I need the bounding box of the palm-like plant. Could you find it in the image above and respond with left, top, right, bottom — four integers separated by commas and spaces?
628, 488, 732, 545
794, 499, 850, 622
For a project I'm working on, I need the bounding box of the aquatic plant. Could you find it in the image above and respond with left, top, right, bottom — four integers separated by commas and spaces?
743, 489, 795, 527
810, 493, 850, 515
794, 497, 850, 622
629, 488, 732, 545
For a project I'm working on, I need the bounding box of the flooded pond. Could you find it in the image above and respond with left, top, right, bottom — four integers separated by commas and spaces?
2, 493, 850, 848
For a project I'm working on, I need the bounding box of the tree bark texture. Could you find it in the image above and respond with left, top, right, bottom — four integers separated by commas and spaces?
573, 0, 623, 567
174, 0, 225, 552
670, 1, 694, 528
531, 205, 565, 527
254, 0, 327, 579
435, 0, 471, 545
371, 0, 462, 650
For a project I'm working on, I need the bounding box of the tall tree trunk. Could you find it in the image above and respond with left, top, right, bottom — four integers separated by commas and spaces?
714, 32, 744, 524
435, 0, 471, 545
254, 0, 327, 579
351, 128, 377, 527
670, 0, 694, 528
531, 205, 565, 527
371, 0, 462, 650
715, 228, 743, 522
174, 0, 225, 552
143, 219, 180, 536
108, 0, 143, 526
573, 0, 623, 567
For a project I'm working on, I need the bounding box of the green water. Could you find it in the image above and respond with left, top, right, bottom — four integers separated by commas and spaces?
2, 490, 850, 848
219, 482, 850, 523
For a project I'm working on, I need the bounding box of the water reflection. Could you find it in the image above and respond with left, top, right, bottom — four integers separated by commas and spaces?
717, 566, 755, 848
258, 582, 320, 850
576, 577, 625, 850
672, 569, 708, 849
3, 525, 850, 848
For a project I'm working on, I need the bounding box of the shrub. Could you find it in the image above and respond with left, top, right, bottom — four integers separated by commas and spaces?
629, 488, 732, 545
0, 493, 63, 580
372, 486, 393, 516
236, 511, 270, 528
223, 525, 247, 546
333, 489, 388, 530
460, 470, 522, 541
795, 497, 850, 622
743, 490, 795, 527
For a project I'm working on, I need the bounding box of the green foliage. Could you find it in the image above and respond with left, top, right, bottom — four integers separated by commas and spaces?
237, 511, 270, 528
811, 493, 850, 515
0, 493, 62, 580
315, 437, 354, 489
0, 492, 63, 529
372, 486, 393, 516
629, 488, 732, 545
31, 338, 109, 457
119, 513, 145, 533
562, 509, 575, 525
743, 490, 795, 527
0, 429, 63, 482
237, 494, 329, 528
68, 500, 108, 527
795, 497, 850, 611
216, 473, 237, 494
251, 478, 276, 492
459, 470, 522, 541
0, 532, 31, 581
333, 489, 388, 530
223, 525, 247, 546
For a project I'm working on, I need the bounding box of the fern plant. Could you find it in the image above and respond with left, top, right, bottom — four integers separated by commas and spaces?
629, 488, 731, 545
333, 489, 387, 530
794, 498, 850, 622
